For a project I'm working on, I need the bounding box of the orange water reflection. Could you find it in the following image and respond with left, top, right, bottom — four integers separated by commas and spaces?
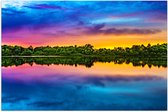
2, 62, 167, 81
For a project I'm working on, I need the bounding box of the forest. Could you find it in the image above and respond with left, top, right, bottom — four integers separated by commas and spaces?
2, 43, 167, 58
2, 57, 167, 68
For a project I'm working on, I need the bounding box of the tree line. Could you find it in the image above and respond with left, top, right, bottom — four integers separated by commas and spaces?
2, 43, 167, 58
2, 57, 167, 68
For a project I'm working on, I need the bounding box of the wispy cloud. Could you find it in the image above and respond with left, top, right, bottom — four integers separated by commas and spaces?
2, 1, 167, 47
24, 4, 66, 10
103, 28, 161, 35
2, 8, 26, 15
85, 24, 161, 35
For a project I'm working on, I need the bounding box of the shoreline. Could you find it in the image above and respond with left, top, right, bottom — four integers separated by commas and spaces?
2, 56, 64, 57
2, 55, 167, 58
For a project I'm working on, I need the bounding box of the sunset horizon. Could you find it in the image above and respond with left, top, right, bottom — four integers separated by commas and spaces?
1, 42, 167, 49
2, 1, 167, 49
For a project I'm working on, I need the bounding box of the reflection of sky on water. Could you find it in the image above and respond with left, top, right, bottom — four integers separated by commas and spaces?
2, 63, 167, 110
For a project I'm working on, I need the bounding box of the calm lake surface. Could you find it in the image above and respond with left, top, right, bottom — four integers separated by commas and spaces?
2, 59, 167, 110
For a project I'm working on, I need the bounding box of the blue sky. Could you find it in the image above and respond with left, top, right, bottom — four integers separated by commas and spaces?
2, 1, 167, 48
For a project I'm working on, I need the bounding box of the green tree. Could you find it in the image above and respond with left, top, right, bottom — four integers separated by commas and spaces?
21, 49, 33, 56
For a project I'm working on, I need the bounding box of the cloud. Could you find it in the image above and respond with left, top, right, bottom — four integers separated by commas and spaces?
104, 28, 162, 35
41, 31, 80, 37
2, 8, 26, 15
84, 23, 161, 35
24, 4, 66, 10
86, 23, 105, 34
2, 1, 166, 37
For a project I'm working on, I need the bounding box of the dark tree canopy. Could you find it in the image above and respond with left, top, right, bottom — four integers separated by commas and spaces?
2, 43, 167, 58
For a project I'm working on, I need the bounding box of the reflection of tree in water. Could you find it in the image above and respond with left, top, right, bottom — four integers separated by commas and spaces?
2, 56, 167, 68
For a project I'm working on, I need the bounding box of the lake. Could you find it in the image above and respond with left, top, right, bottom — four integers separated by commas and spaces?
2, 57, 167, 110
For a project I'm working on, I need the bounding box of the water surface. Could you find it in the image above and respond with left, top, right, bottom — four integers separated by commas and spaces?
2, 58, 167, 110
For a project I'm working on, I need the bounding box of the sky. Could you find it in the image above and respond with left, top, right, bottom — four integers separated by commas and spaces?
2, 1, 167, 49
